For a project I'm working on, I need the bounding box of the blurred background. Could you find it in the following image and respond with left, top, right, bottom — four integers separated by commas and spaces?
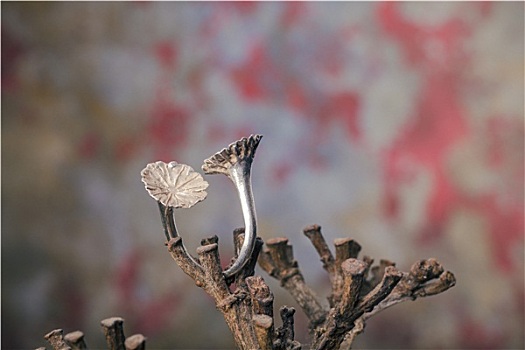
2, 2, 523, 349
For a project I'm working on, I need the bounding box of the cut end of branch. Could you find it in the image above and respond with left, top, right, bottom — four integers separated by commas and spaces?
335, 238, 362, 261
303, 224, 322, 237
410, 258, 444, 283
341, 258, 367, 276
100, 317, 124, 328
253, 314, 273, 329
266, 237, 289, 246
63, 331, 84, 344
44, 329, 64, 340
124, 334, 146, 350
414, 270, 457, 297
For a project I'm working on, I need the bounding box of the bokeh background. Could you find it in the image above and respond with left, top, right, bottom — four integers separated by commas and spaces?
2, 2, 524, 349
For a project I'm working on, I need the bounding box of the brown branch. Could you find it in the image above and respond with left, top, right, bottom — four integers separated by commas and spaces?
246, 276, 275, 318
100, 317, 126, 350
356, 266, 403, 313
372, 259, 455, 312
64, 331, 87, 350
332, 238, 362, 305
303, 225, 336, 277
303, 226, 364, 307
337, 259, 367, 317
344, 260, 456, 348
366, 259, 395, 293
413, 270, 456, 297
246, 276, 275, 349
166, 237, 205, 284
162, 223, 454, 350
253, 315, 274, 350
196, 242, 260, 350
334, 238, 361, 263
260, 237, 327, 330
312, 265, 402, 350
44, 329, 71, 350
197, 243, 230, 299
274, 307, 301, 350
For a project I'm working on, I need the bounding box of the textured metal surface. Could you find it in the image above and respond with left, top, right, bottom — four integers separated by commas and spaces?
141, 161, 209, 209
203, 134, 262, 278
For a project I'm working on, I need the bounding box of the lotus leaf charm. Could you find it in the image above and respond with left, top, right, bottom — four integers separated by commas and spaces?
141, 161, 209, 209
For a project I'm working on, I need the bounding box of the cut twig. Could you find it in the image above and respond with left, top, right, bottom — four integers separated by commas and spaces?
274, 307, 301, 350
166, 237, 205, 285
337, 259, 367, 317
100, 317, 126, 350
334, 238, 361, 262
124, 334, 146, 350
343, 260, 456, 348
44, 329, 71, 350
246, 276, 275, 318
64, 331, 87, 350
196, 243, 232, 304
260, 237, 327, 330
333, 238, 362, 303
246, 275, 275, 349
303, 225, 336, 277
196, 242, 260, 350
356, 266, 403, 314
253, 314, 274, 350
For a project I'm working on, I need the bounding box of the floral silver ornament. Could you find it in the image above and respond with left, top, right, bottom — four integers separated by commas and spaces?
203, 134, 262, 278
141, 161, 209, 209
141, 161, 207, 268
202, 134, 262, 178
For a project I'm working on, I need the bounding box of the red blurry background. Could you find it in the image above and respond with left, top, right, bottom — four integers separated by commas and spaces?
2, 2, 523, 349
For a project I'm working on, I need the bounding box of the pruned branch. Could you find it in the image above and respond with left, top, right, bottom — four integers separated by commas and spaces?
40, 224, 455, 350
166, 237, 205, 284
101, 317, 126, 350
274, 307, 301, 350
246, 276, 275, 318
44, 329, 71, 350
124, 334, 147, 350
41, 318, 145, 350
343, 260, 456, 346
303, 225, 336, 277
259, 225, 455, 350
64, 331, 87, 350
259, 237, 327, 330
338, 259, 367, 316
253, 314, 274, 350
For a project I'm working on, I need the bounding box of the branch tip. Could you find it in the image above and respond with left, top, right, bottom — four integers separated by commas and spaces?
341, 258, 367, 276
124, 334, 146, 350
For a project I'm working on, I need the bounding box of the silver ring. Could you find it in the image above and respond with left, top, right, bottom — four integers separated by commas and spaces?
202, 134, 262, 278
141, 135, 262, 279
